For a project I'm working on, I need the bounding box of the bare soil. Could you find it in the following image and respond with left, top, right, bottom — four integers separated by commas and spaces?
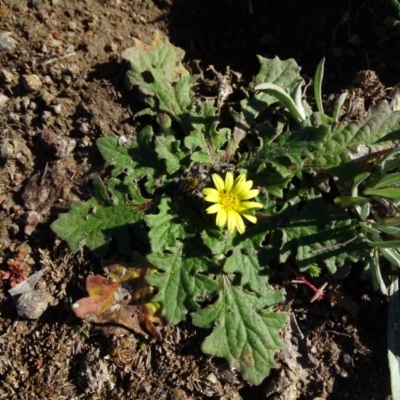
0, 0, 398, 399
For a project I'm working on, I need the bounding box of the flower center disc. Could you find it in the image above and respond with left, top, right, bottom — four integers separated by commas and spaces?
220, 193, 240, 211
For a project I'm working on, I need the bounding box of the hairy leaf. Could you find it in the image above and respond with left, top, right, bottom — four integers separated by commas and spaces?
51, 177, 148, 256
184, 100, 230, 163
223, 245, 271, 296
276, 188, 368, 273
254, 101, 400, 183
121, 34, 198, 125
147, 244, 219, 324
154, 135, 186, 174
192, 283, 287, 385
97, 128, 165, 194
144, 197, 196, 253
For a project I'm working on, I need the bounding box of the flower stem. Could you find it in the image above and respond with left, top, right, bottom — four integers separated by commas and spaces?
288, 265, 329, 302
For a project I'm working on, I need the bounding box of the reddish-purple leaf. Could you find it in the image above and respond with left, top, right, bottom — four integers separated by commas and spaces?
72, 275, 120, 319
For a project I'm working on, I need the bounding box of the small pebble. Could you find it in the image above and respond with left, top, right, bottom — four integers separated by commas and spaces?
205, 373, 218, 384
43, 75, 53, 86
0, 138, 16, 159
24, 211, 41, 235
78, 349, 114, 393
52, 103, 62, 114
54, 139, 76, 158
16, 290, 49, 319
42, 110, 52, 121
0, 94, 9, 108
80, 122, 90, 134
20, 113, 33, 126
1, 69, 17, 84
21, 97, 30, 110
0, 31, 16, 51
22, 74, 42, 92
41, 91, 55, 105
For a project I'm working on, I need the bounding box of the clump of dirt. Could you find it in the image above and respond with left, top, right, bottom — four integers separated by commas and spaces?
0, 0, 396, 399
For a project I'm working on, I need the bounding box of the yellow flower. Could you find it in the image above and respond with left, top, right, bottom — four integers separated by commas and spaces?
202, 172, 263, 234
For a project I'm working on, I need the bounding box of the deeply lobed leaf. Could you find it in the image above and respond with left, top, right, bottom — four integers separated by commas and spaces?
192, 283, 287, 385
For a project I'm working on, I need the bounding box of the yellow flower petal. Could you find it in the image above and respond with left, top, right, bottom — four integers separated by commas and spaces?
203, 188, 220, 202
235, 178, 251, 191
241, 213, 257, 224
225, 171, 234, 192
206, 204, 221, 214
232, 174, 245, 193
226, 210, 237, 233
212, 174, 225, 192
237, 187, 258, 200
235, 213, 245, 234
216, 209, 227, 227
238, 201, 263, 210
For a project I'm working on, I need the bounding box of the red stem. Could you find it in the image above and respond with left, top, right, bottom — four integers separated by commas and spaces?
288, 265, 328, 300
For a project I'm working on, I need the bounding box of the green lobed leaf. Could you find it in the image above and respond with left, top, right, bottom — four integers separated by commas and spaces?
154, 135, 186, 174
146, 244, 219, 324
144, 197, 195, 253
97, 129, 165, 194
252, 101, 400, 183
224, 56, 303, 161
190, 150, 210, 163
192, 283, 287, 385
121, 34, 199, 125
184, 100, 230, 163
223, 244, 272, 296
51, 178, 147, 257
275, 188, 368, 273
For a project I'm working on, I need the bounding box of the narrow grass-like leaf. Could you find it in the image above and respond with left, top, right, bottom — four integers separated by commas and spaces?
314, 58, 325, 114
364, 187, 400, 199
380, 146, 400, 172
369, 249, 387, 294
373, 173, 400, 189
375, 216, 400, 227
334, 196, 368, 207
376, 225, 400, 236
380, 248, 400, 268
332, 92, 348, 121
388, 275, 400, 400
367, 240, 400, 248
255, 82, 306, 124
291, 80, 306, 120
